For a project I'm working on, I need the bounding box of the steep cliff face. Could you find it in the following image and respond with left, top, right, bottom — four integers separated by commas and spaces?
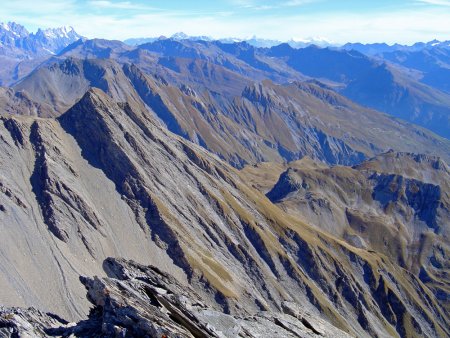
0, 89, 448, 337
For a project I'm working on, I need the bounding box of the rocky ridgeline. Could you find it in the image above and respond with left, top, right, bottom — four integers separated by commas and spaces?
0, 258, 350, 338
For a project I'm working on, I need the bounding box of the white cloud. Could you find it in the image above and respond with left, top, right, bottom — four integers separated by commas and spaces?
1, 0, 77, 15
283, 0, 319, 7
416, 0, 450, 5
87, 1, 160, 10
229, 0, 318, 10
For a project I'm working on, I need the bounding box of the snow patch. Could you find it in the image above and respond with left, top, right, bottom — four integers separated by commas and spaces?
1, 22, 10, 31
43, 47, 56, 55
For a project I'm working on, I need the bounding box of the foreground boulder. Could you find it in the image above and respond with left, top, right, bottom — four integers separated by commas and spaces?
0, 258, 351, 338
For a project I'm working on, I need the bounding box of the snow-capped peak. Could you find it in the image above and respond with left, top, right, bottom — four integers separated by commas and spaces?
0, 22, 29, 37
288, 36, 334, 48
171, 32, 189, 40
1, 22, 10, 31
36, 26, 79, 40
169, 32, 212, 42
0, 22, 83, 57
58, 26, 77, 38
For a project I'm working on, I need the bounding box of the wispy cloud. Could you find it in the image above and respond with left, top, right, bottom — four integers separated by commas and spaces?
229, 0, 273, 10
88, 0, 160, 11
230, 0, 318, 10
416, 0, 450, 5
283, 0, 319, 7
2, 0, 77, 15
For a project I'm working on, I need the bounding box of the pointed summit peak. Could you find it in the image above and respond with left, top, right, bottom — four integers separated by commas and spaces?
0, 21, 29, 37
36, 26, 81, 39
171, 32, 189, 40
169, 32, 212, 42
60, 87, 117, 125
242, 81, 277, 106
83, 87, 112, 104
268, 42, 294, 56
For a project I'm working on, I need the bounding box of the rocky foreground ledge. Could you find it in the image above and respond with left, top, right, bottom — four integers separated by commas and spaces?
0, 258, 351, 338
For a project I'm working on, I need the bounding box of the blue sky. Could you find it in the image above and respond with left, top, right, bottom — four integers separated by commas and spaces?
1, 0, 450, 44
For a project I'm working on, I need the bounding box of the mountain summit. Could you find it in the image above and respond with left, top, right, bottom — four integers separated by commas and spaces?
0, 21, 82, 58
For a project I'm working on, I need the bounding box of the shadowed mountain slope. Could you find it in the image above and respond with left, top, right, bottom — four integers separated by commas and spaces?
0, 89, 448, 337
264, 44, 450, 139
10, 57, 450, 169
342, 64, 450, 138
375, 47, 450, 97
243, 151, 449, 318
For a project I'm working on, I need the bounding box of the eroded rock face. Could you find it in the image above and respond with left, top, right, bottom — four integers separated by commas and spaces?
0, 258, 351, 338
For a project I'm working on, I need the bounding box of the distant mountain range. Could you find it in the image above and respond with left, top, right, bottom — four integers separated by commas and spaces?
124, 32, 335, 48
342, 39, 450, 55
61, 38, 450, 139
125, 31, 450, 53
3, 21, 447, 56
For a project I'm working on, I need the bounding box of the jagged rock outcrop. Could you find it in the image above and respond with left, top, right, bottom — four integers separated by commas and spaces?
0, 258, 352, 338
